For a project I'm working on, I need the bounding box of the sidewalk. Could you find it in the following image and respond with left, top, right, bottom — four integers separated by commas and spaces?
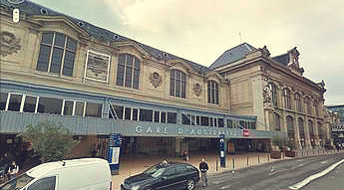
112, 151, 285, 190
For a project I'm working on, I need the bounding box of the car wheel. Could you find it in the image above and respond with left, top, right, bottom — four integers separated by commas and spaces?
186, 179, 195, 190
145, 187, 154, 190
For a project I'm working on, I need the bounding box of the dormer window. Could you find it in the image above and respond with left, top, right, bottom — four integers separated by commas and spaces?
170, 69, 186, 98
36, 32, 76, 76
207, 80, 219, 104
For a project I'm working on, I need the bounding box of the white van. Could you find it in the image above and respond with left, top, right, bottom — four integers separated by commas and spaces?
0, 158, 112, 190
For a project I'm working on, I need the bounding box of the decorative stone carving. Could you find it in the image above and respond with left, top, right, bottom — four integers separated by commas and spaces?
193, 83, 202, 97
263, 84, 272, 107
259, 45, 270, 57
149, 72, 162, 88
0, 31, 21, 57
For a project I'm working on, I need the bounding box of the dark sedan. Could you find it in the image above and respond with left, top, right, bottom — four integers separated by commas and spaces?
121, 162, 200, 190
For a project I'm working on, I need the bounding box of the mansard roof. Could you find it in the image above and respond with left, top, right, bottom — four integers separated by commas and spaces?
209, 42, 257, 69
272, 53, 289, 66
1, 0, 211, 74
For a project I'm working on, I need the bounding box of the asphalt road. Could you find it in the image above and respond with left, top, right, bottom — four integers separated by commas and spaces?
196, 153, 344, 190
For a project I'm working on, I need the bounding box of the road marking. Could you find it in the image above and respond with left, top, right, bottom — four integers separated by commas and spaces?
213, 180, 225, 184
220, 185, 231, 189
288, 158, 344, 190
320, 161, 328, 164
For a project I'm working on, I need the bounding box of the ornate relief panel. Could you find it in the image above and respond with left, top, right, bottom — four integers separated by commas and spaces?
0, 31, 21, 57
149, 72, 162, 88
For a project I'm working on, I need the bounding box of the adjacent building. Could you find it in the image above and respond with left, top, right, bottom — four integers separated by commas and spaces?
0, 0, 329, 158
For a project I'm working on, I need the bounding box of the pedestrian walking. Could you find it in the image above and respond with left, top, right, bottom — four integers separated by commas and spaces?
199, 159, 209, 187
7, 160, 19, 180
182, 150, 189, 162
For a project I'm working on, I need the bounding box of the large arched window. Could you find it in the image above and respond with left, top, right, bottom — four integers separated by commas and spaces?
274, 113, 281, 131
286, 116, 294, 139
317, 122, 323, 145
309, 120, 315, 147
298, 118, 305, 147
36, 32, 76, 76
283, 88, 291, 109
116, 54, 140, 89
314, 101, 319, 117
305, 97, 312, 115
295, 93, 302, 112
207, 80, 219, 104
170, 69, 186, 98
269, 83, 278, 107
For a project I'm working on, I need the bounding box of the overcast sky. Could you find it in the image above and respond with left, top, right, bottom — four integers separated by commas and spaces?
31, 0, 343, 105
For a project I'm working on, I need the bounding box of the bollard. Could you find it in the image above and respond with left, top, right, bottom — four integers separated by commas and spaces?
232, 157, 235, 172
258, 155, 260, 163
216, 160, 218, 171
267, 154, 270, 162
247, 156, 249, 166
318, 150, 320, 155
301, 150, 303, 157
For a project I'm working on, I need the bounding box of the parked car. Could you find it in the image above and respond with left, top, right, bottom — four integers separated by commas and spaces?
0, 158, 112, 190
121, 162, 200, 190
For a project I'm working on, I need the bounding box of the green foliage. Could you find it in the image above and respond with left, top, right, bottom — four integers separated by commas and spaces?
272, 135, 287, 149
287, 139, 298, 150
19, 121, 79, 163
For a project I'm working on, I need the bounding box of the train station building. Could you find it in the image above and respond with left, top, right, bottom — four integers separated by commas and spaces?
0, 0, 330, 159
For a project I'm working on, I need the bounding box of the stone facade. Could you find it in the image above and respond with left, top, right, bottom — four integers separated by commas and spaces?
0, 0, 330, 152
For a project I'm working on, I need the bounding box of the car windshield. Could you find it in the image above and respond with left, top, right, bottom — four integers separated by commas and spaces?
143, 164, 166, 178
0, 173, 34, 190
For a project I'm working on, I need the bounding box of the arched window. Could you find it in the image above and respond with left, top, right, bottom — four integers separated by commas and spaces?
317, 122, 323, 141
170, 69, 186, 98
207, 80, 219, 104
295, 93, 302, 112
305, 97, 312, 115
298, 118, 305, 147
116, 54, 141, 89
283, 88, 291, 109
309, 120, 315, 147
274, 113, 281, 131
36, 32, 77, 76
269, 83, 278, 106
286, 116, 294, 139
314, 101, 319, 117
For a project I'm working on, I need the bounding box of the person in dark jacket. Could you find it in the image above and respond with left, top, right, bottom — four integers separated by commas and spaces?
199, 159, 209, 187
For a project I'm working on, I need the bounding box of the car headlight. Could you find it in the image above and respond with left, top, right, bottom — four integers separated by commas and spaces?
131, 185, 140, 190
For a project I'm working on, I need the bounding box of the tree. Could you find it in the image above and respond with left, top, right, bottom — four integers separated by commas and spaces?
19, 121, 79, 163
272, 135, 287, 151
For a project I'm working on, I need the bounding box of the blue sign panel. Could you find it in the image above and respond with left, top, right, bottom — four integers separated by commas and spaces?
108, 133, 122, 175
219, 134, 226, 168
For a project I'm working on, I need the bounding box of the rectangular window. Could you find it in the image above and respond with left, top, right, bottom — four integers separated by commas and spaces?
24, 96, 37, 113
125, 107, 131, 120
167, 112, 177, 124
75, 102, 85, 116
36, 32, 76, 76
139, 109, 153, 122
218, 118, 224, 128
240, 121, 245, 128
85, 102, 102, 117
210, 117, 213, 127
154, 111, 160, 122
182, 114, 190, 125
161, 112, 166, 123
113, 105, 123, 119
191, 115, 196, 125
63, 100, 74, 115
201, 116, 209, 126
85, 50, 110, 82
233, 120, 239, 129
227, 119, 233, 128
214, 118, 218, 127
170, 69, 186, 98
132, 108, 138, 121
8, 94, 22, 111
38, 97, 63, 114
196, 116, 201, 126
0, 92, 8, 110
